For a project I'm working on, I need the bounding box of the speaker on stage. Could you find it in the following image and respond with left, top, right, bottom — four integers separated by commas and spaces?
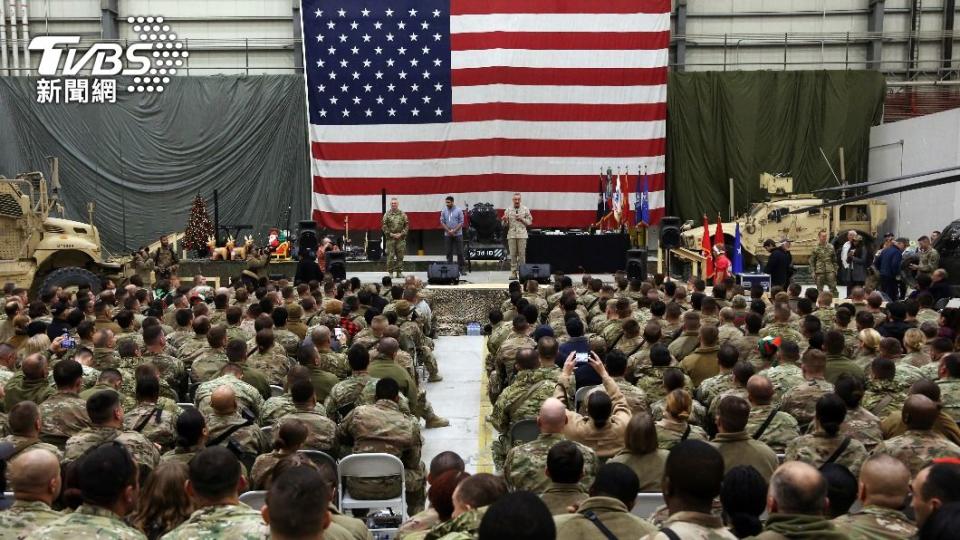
519, 263, 551, 284
326, 251, 347, 281
367, 235, 383, 262
660, 216, 682, 250
297, 220, 319, 256
427, 263, 460, 285
626, 249, 647, 281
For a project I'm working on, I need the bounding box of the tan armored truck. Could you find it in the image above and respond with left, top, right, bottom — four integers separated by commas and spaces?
0, 161, 124, 294
680, 173, 887, 265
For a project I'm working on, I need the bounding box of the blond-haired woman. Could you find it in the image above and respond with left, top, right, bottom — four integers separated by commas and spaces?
902, 328, 932, 368
853, 328, 882, 369
655, 388, 708, 450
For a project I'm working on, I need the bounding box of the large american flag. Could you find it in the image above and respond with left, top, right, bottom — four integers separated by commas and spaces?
300, 0, 668, 230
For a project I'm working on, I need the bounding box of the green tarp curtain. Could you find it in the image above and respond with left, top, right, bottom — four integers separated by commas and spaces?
0, 76, 311, 254
666, 70, 886, 221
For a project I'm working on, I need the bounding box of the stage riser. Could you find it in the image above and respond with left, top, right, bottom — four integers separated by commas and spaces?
177, 259, 502, 284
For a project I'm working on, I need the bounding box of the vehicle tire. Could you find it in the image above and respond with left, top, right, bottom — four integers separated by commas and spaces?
39, 267, 102, 295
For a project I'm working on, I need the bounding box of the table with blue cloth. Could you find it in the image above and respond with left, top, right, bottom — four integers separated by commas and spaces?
525, 233, 631, 274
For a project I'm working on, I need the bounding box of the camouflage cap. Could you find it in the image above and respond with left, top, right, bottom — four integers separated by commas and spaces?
395, 300, 412, 317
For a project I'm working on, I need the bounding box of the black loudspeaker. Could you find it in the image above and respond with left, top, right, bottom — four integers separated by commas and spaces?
660, 216, 682, 250
367, 235, 383, 261
298, 220, 319, 256
519, 263, 551, 284
326, 251, 347, 281
626, 249, 647, 281
427, 263, 460, 285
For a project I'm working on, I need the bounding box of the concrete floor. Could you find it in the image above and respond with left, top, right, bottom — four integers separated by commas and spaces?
420, 336, 491, 474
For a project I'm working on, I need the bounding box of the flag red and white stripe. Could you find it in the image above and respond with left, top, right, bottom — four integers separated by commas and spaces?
307, 0, 669, 229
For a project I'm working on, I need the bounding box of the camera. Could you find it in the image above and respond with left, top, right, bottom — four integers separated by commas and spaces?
61, 333, 76, 349
574, 352, 589, 365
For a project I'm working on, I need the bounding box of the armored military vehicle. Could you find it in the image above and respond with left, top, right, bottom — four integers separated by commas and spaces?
0, 160, 124, 294
680, 173, 888, 265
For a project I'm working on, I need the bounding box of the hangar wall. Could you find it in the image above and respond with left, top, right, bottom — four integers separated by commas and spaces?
868, 107, 960, 238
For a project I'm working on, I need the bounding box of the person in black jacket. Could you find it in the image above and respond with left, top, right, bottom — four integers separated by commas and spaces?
763, 239, 791, 289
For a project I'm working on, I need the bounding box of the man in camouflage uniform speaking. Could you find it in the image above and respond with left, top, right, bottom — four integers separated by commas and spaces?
810, 230, 839, 296
382, 197, 409, 278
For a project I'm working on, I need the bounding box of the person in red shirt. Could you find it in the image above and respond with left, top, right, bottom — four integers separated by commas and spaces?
713, 245, 731, 284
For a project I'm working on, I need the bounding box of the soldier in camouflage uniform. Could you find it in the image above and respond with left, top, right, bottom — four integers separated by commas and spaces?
0, 449, 63, 540
668, 312, 701, 363
383, 197, 410, 277
489, 348, 559, 469
205, 385, 268, 461
831, 454, 918, 540
64, 390, 161, 471
247, 329, 292, 386
936, 355, 960, 422
396, 300, 442, 382
38, 359, 91, 447
625, 324, 664, 382
424, 506, 489, 540
121, 373, 179, 453
337, 378, 426, 514
488, 317, 536, 401
785, 394, 869, 477
760, 340, 807, 402
275, 379, 337, 455
166, 308, 195, 352
152, 234, 179, 278
177, 317, 213, 368
635, 344, 692, 405
744, 375, 799, 453
27, 444, 146, 540
759, 305, 805, 346
0, 354, 40, 405
324, 345, 378, 423
2, 402, 64, 462
872, 394, 960, 476
810, 230, 840, 296
194, 365, 266, 419
160, 447, 268, 540
814, 292, 838, 331
780, 350, 835, 430
910, 235, 940, 278
225, 306, 253, 343
861, 358, 907, 418
189, 325, 231, 384
141, 325, 186, 393
502, 398, 598, 493
696, 345, 740, 409
270, 307, 302, 357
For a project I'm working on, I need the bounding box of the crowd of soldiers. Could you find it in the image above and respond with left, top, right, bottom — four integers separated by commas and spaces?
467, 262, 960, 539
0, 233, 960, 539
0, 262, 455, 539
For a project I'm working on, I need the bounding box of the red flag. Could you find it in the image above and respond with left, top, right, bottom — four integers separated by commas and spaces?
715, 213, 725, 250
701, 214, 714, 278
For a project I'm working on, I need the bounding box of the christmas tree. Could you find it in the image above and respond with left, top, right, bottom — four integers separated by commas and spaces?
183, 194, 214, 257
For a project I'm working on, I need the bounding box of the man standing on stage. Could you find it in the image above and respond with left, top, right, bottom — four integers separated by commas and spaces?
440, 196, 465, 273
502, 193, 533, 280
153, 234, 179, 279
382, 197, 409, 278
810, 229, 839, 296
